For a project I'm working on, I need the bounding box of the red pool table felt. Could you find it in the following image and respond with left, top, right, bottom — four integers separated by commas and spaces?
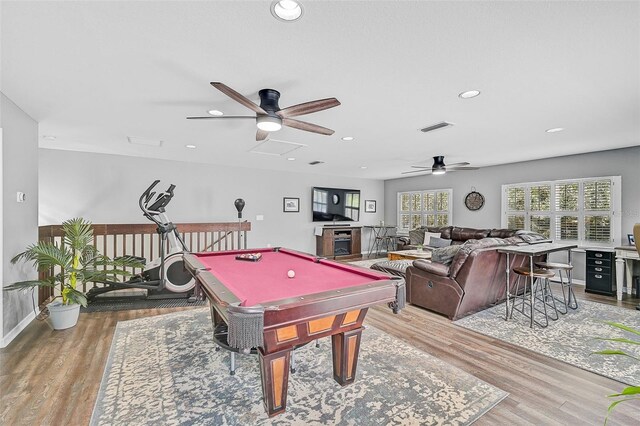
192, 248, 390, 307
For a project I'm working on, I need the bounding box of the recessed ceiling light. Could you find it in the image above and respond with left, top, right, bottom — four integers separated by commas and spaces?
287, 157, 296, 161
271, 0, 303, 22
341, 136, 355, 141
208, 110, 223, 116
546, 127, 564, 133
42, 135, 56, 141
185, 144, 197, 149
360, 166, 368, 169
459, 90, 481, 99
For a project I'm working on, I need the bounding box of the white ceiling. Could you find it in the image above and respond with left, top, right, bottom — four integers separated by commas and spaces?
2, 1, 638, 180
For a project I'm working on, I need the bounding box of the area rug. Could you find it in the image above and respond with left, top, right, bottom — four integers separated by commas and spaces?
91, 309, 507, 425
348, 258, 386, 269
455, 299, 640, 385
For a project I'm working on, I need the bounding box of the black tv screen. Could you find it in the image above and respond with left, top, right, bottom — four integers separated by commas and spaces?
312, 187, 361, 222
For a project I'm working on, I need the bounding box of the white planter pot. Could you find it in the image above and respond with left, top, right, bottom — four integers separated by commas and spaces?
47, 301, 81, 330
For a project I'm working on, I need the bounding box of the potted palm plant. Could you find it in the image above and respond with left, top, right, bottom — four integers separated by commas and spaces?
594, 322, 640, 424
5, 217, 141, 330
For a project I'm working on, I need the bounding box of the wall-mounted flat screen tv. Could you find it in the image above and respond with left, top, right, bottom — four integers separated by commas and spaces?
312, 187, 360, 222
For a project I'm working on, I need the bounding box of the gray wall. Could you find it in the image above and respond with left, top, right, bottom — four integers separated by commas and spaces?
38, 149, 386, 254
1, 93, 38, 342
384, 146, 640, 282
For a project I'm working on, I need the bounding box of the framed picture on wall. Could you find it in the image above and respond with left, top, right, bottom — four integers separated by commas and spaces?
629, 234, 635, 245
283, 197, 300, 213
364, 200, 376, 213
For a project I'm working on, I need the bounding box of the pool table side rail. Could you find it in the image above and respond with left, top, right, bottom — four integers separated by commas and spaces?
259, 280, 400, 327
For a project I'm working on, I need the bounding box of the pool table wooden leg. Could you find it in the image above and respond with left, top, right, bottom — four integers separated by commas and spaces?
331, 327, 363, 386
258, 348, 292, 417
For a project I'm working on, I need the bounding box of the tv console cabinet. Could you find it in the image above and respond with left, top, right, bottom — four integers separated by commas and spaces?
316, 226, 362, 261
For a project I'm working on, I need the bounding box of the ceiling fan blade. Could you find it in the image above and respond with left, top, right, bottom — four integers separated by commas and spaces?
410, 165, 432, 169
401, 169, 433, 175
277, 98, 341, 118
256, 129, 269, 141
282, 118, 334, 135
186, 116, 255, 120
445, 161, 470, 167
210, 82, 266, 115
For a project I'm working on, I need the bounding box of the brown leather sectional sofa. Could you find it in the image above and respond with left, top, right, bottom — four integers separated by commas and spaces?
401, 226, 537, 320
397, 225, 517, 250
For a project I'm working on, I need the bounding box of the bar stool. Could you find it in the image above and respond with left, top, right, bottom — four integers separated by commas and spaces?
535, 261, 577, 314
510, 266, 559, 328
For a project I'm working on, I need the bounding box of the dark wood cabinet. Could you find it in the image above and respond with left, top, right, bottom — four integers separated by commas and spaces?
585, 249, 615, 296
316, 226, 362, 261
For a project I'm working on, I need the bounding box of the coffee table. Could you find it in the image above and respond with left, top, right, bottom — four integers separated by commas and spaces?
387, 249, 432, 261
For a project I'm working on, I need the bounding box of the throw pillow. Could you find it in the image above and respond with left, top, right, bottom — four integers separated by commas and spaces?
423, 232, 441, 246
516, 230, 551, 244
429, 236, 452, 248
431, 244, 462, 265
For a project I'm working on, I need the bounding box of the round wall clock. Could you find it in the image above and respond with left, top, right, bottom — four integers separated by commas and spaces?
464, 191, 485, 211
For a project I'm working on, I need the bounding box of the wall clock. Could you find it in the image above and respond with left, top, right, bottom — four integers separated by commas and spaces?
464, 190, 485, 211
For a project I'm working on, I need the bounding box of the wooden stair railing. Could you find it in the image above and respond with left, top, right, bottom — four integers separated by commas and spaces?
37, 221, 251, 302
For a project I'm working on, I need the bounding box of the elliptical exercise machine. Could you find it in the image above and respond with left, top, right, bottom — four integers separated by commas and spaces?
86, 180, 196, 301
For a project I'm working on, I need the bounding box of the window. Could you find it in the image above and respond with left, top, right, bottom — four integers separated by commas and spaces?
313, 189, 328, 213
344, 192, 360, 220
397, 189, 452, 232
502, 176, 621, 246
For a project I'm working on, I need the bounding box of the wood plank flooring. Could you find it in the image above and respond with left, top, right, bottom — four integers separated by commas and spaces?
1, 289, 639, 425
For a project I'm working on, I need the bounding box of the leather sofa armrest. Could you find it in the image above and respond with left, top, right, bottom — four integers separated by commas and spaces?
412, 259, 450, 277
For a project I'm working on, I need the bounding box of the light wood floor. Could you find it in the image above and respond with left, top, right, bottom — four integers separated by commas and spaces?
1, 289, 639, 425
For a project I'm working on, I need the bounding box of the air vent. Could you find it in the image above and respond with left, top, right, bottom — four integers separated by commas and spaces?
419, 121, 454, 133
248, 139, 306, 156
308, 161, 324, 166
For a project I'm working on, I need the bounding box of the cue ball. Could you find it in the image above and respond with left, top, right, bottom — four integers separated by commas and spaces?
287, 270, 295, 278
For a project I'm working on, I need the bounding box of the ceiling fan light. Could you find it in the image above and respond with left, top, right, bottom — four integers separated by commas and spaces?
432, 169, 446, 175
257, 115, 283, 132
271, 0, 303, 22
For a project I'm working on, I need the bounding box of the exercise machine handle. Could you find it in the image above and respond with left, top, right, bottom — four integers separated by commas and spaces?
140, 180, 176, 216
140, 180, 160, 212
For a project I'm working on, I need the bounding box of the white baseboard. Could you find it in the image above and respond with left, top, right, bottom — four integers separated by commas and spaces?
0, 310, 37, 348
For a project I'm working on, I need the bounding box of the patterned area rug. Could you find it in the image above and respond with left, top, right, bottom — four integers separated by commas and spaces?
349, 258, 386, 269
91, 309, 507, 425
455, 300, 640, 385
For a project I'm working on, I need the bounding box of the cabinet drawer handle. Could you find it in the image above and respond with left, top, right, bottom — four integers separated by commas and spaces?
595, 274, 603, 279
595, 253, 603, 257
595, 260, 602, 265
595, 267, 602, 272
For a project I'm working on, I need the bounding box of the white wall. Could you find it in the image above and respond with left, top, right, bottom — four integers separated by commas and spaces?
1, 93, 39, 347
39, 149, 386, 254
384, 146, 640, 282
384, 146, 640, 238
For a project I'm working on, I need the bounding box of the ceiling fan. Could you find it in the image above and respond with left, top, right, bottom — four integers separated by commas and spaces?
187, 82, 340, 141
401, 156, 479, 175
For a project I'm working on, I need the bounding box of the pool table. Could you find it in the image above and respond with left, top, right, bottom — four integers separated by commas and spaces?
183, 247, 405, 417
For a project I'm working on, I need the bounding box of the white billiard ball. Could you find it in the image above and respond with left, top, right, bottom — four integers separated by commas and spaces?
287, 269, 295, 278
